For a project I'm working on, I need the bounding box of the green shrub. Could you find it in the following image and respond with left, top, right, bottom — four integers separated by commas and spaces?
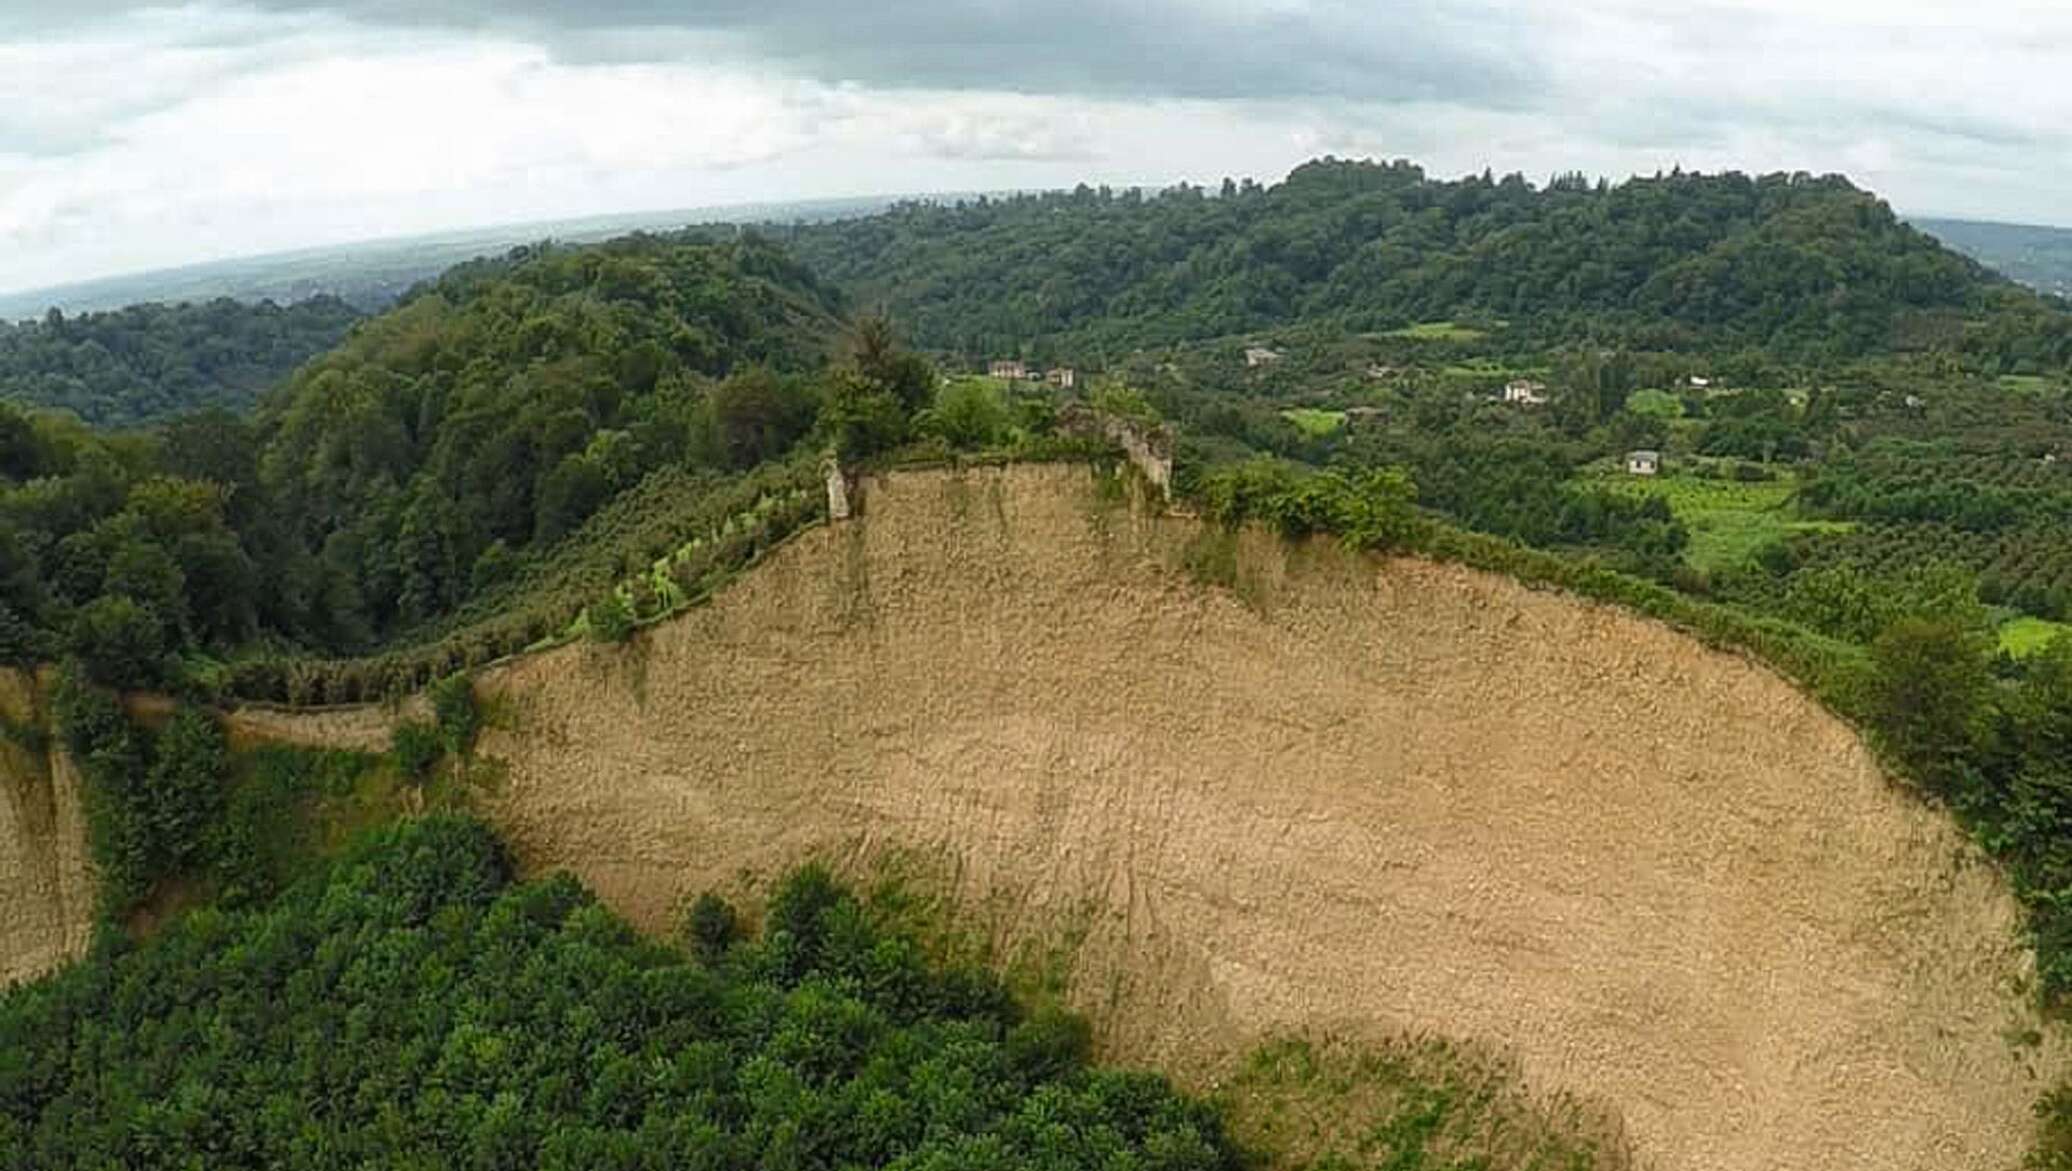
1199, 459, 1421, 550
391, 719, 441, 780
429, 673, 479, 758
685, 892, 739, 964
1005, 1004, 1092, 1082
585, 593, 634, 643
818, 371, 910, 458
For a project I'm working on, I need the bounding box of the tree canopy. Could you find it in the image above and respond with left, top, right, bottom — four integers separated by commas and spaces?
0, 815, 1235, 1170
770, 160, 2070, 369
0, 297, 361, 427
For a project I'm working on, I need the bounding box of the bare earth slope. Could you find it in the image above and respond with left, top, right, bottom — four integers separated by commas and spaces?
136, 465, 2072, 1166
0, 669, 94, 988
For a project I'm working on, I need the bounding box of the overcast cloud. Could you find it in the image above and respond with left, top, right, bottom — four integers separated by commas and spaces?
2, 0, 2070, 295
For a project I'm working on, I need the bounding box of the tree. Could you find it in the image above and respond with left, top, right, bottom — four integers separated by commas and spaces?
919, 379, 1012, 448
67, 594, 166, 687
685, 892, 739, 964
1867, 617, 1991, 790
848, 313, 935, 413
708, 368, 818, 468
818, 372, 909, 459
146, 708, 227, 869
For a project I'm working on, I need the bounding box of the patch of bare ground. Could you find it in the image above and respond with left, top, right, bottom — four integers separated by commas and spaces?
0, 668, 94, 987
222, 464, 2064, 1169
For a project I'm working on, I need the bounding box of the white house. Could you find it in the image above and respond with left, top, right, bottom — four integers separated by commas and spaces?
1625, 450, 1662, 476
1687, 375, 1713, 390
1046, 366, 1078, 390
1244, 346, 1285, 368
988, 359, 1027, 381
1501, 379, 1550, 405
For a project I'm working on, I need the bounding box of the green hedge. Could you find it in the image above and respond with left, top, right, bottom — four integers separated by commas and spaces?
212, 459, 829, 705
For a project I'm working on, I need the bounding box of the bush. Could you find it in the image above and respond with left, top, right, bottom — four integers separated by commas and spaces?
1005, 1004, 1092, 1082
585, 593, 635, 643
1199, 459, 1421, 551
391, 719, 441, 780
429, 673, 479, 758
685, 892, 739, 964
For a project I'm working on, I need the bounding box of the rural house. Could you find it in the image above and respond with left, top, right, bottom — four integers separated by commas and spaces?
988, 359, 1027, 381
1501, 379, 1550, 405
1245, 346, 1284, 368
1625, 450, 1661, 476
1046, 366, 1077, 390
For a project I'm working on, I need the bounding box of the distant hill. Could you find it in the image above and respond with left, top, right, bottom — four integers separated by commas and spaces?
1914, 217, 2072, 299
773, 159, 2070, 368
0, 196, 913, 323
0, 297, 361, 427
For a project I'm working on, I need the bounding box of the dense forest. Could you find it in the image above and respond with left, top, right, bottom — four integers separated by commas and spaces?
0, 298, 361, 427
0, 232, 923, 690
771, 159, 2072, 371
0, 815, 1234, 1169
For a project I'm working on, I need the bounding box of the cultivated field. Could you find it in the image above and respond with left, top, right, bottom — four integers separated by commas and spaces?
1587, 468, 1852, 571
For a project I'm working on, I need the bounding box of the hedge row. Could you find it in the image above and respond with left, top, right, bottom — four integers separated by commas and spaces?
214, 460, 830, 706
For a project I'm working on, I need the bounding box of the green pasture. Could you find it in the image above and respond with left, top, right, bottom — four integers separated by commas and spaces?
1380, 320, 1494, 342
1587, 468, 1852, 573
1281, 408, 1348, 437
2000, 615, 2071, 659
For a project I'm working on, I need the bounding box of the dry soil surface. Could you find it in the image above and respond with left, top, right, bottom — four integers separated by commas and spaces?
0, 668, 94, 987
128, 465, 2072, 1167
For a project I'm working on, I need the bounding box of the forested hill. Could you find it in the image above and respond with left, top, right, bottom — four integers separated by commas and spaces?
773, 158, 2071, 368
0, 231, 857, 686
1916, 217, 2072, 299
0, 297, 361, 427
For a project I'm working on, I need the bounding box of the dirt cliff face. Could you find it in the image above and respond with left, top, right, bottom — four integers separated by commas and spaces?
127, 464, 2072, 1167
0, 669, 94, 988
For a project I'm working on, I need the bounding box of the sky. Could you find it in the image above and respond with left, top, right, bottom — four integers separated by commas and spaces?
2, 0, 2070, 295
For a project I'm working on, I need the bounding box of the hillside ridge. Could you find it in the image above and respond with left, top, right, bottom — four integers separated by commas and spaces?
157, 461, 2059, 1171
